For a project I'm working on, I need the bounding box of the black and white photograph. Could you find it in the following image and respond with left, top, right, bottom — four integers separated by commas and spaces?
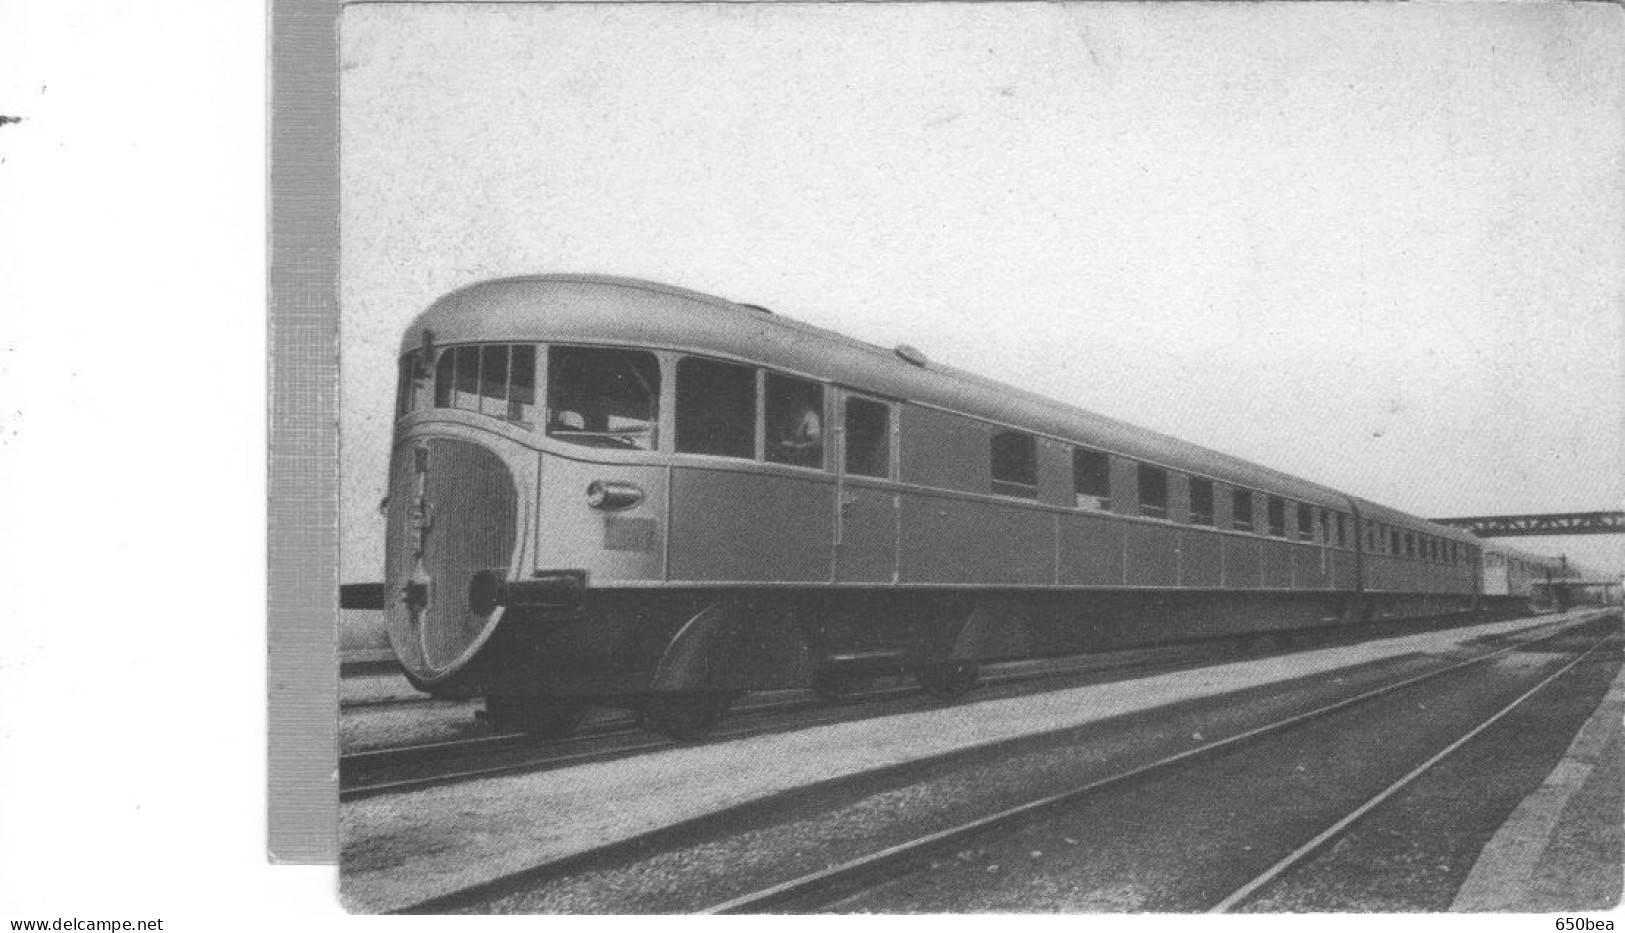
5, 0, 1622, 927
331, 0, 1624, 916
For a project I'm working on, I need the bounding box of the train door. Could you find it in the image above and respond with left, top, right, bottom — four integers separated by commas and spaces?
835, 392, 899, 583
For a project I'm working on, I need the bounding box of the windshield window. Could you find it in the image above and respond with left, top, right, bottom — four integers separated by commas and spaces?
396, 349, 428, 417
410, 343, 536, 424
546, 346, 660, 450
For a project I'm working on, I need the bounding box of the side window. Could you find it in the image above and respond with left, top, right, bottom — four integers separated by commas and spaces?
1232, 488, 1255, 532
1297, 503, 1314, 541
1267, 496, 1287, 537
675, 357, 755, 458
1073, 447, 1111, 510
1335, 513, 1346, 547
1138, 465, 1169, 519
547, 346, 660, 449
764, 372, 825, 469
1390, 528, 1401, 555
991, 431, 1038, 499
843, 397, 891, 478
1189, 477, 1215, 526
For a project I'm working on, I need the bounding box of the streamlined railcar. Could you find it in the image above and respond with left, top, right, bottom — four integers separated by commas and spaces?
347, 275, 1517, 739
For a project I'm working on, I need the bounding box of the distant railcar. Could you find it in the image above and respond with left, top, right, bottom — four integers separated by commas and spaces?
345, 275, 1528, 739
1480, 542, 1572, 611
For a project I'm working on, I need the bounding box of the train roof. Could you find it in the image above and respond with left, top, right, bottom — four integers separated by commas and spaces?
1349, 497, 1481, 547
404, 274, 1475, 538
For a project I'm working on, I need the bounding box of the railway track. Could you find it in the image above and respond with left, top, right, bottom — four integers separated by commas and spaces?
340, 644, 1217, 799
340, 611, 1569, 801
696, 617, 1617, 913
343, 698, 813, 801
364, 610, 1619, 914
1205, 634, 1610, 913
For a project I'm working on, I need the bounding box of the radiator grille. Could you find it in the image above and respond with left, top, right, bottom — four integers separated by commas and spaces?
384, 437, 518, 680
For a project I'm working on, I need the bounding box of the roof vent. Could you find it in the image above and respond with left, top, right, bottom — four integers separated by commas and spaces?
738, 303, 774, 315
895, 344, 929, 368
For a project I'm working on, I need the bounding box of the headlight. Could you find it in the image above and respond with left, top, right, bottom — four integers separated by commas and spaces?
586, 480, 644, 510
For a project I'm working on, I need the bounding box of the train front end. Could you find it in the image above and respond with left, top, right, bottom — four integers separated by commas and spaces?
382, 341, 543, 695
377, 279, 683, 703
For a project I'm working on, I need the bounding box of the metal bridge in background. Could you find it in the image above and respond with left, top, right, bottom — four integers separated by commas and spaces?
1430, 511, 1625, 538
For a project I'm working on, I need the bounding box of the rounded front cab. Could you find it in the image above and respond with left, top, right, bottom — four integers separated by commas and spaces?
383, 431, 526, 692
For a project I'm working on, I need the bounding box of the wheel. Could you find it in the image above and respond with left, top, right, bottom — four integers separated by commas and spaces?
811, 670, 853, 703
642, 691, 736, 742
916, 662, 979, 700
484, 696, 588, 740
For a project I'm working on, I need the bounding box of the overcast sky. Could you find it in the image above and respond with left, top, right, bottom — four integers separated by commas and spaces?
341, 2, 1622, 580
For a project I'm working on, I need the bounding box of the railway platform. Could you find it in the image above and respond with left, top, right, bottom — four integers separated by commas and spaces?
341, 608, 1619, 913
1452, 662, 1623, 912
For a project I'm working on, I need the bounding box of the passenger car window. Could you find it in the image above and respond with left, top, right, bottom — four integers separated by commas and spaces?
1073, 448, 1111, 510
1138, 465, 1168, 519
844, 397, 891, 478
1297, 503, 1314, 541
1267, 497, 1287, 537
1188, 477, 1214, 526
991, 431, 1038, 499
675, 357, 754, 458
764, 372, 824, 469
1233, 488, 1255, 532
548, 346, 660, 450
